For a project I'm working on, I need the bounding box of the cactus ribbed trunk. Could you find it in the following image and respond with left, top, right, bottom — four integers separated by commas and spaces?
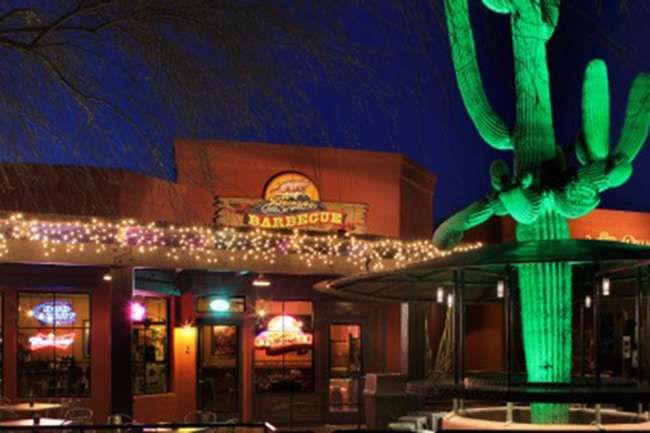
511, 30, 556, 176
516, 211, 572, 423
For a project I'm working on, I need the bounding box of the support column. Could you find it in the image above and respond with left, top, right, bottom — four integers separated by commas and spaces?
406, 303, 429, 380
110, 266, 134, 416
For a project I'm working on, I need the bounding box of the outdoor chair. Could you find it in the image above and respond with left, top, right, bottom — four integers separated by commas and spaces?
64, 407, 94, 423
107, 413, 134, 424
183, 410, 218, 423
0, 409, 18, 422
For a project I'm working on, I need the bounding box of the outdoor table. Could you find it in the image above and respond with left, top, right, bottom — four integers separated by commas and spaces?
0, 417, 68, 426
0, 403, 63, 414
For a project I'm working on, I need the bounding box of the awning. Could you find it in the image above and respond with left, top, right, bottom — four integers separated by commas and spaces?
314, 240, 650, 303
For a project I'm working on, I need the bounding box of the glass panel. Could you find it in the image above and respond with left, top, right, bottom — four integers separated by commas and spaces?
144, 297, 167, 323
17, 292, 90, 397
254, 300, 314, 393
132, 297, 170, 395
199, 325, 239, 413
329, 324, 362, 413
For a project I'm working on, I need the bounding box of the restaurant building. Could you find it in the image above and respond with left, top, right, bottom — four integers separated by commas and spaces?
1, 139, 644, 425
0, 140, 448, 425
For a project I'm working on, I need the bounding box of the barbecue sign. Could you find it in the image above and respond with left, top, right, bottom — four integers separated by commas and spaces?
213, 172, 367, 233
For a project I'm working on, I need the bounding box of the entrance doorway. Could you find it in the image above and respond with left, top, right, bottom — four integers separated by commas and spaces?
198, 324, 240, 418
328, 324, 363, 417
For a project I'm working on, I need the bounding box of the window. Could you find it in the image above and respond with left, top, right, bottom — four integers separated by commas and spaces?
17, 292, 91, 397
329, 324, 362, 412
254, 300, 314, 393
132, 297, 170, 394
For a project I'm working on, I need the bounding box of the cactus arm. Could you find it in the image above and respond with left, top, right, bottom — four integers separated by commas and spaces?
481, 0, 513, 14
433, 198, 495, 249
581, 59, 610, 162
444, 0, 512, 150
614, 73, 650, 161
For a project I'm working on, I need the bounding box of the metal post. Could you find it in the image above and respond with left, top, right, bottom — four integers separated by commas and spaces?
453, 270, 460, 386
506, 402, 514, 424
593, 269, 601, 388
505, 267, 513, 387
580, 299, 586, 379
459, 269, 465, 384
595, 403, 602, 426
636, 267, 642, 383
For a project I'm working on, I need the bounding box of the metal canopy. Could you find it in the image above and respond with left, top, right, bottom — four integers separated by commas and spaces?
314, 240, 650, 302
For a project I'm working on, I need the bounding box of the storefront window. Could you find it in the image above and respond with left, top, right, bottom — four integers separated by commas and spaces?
254, 300, 314, 393
329, 324, 362, 412
17, 292, 91, 397
132, 297, 169, 394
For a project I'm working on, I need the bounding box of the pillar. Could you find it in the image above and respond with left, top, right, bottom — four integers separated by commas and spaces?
109, 266, 134, 416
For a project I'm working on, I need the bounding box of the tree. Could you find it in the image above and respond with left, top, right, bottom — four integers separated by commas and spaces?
433, 0, 650, 423
0, 1, 369, 188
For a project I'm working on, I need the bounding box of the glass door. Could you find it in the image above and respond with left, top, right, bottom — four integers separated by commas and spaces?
328, 324, 363, 414
198, 324, 240, 417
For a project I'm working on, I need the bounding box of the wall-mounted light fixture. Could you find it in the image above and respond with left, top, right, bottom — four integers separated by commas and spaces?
602, 277, 611, 296
497, 280, 505, 298
252, 274, 271, 288
209, 298, 230, 313
447, 293, 454, 308
585, 295, 592, 309
436, 287, 444, 303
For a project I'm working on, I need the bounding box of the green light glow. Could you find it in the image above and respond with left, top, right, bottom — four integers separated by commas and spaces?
435, 0, 650, 423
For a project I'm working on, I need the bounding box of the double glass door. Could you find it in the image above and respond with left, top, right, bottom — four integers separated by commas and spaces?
198, 324, 240, 417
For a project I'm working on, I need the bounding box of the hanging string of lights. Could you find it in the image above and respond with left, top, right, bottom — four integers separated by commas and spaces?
0, 213, 480, 271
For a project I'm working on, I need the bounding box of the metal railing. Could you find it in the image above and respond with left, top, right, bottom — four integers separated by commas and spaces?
0, 421, 276, 433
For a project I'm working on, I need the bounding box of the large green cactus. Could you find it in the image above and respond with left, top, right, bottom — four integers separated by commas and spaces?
435, 0, 650, 423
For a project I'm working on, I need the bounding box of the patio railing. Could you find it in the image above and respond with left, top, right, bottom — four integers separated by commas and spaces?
0, 421, 276, 433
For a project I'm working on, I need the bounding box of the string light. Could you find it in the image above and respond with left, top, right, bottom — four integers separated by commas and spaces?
0, 213, 481, 272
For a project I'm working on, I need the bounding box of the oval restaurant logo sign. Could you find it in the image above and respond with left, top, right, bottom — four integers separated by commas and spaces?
213, 172, 368, 233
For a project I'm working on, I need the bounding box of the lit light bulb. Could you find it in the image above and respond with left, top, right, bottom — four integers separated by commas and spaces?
103, 273, 112, 282
497, 280, 505, 298
602, 277, 610, 296
130, 302, 146, 321
447, 293, 454, 308
585, 295, 592, 309
209, 298, 230, 312
436, 287, 444, 303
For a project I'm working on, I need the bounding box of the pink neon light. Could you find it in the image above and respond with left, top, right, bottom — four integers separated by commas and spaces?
29, 333, 76, 350
130, 302, 146, 321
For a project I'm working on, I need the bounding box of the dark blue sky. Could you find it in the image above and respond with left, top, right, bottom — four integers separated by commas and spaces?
2, 1, 649, 225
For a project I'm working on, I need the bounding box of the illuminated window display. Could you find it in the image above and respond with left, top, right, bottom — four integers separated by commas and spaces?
17, 292, 91, 397
329, 324, 362, 412
254, 300, 314, 393
132, 297, 169, 395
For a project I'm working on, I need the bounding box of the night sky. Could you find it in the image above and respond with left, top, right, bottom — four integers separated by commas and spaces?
2, 1, 649, 225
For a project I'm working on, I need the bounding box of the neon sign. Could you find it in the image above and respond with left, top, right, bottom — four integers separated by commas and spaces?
29, 332, 76, 350
32, 301, 77, 326
130, 302, 146, 321
254, 315, 313, 356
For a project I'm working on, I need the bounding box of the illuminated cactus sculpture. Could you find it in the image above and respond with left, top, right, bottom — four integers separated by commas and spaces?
434, 0, 650, 424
